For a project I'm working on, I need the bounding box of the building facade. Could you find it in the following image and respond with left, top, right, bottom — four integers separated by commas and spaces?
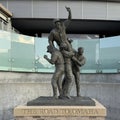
0, 0, 120, 37
0, 3, 12, 32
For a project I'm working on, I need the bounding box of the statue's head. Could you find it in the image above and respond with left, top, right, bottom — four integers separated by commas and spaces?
53, 19, 61, 29
47, 45, 54, 53
60, 42, 68, 50
47, 45, 57, 53
78, 47, 84, 55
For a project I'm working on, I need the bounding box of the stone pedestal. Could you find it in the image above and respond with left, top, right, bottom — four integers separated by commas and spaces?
14, 99, 106, 120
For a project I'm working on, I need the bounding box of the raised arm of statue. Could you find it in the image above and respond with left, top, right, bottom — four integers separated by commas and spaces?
65, 6, 72, 20
44, 55, 53, 64
64, 6, 72, 27
44, 54, 56, 65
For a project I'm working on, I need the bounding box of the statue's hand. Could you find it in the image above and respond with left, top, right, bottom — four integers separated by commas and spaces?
44, 55, 48, 59
65, 6, 71, 12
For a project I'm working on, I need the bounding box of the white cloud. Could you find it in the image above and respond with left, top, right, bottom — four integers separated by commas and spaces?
18, 35, 34, 44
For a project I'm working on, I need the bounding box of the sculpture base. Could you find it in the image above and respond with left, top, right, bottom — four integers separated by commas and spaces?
27, 96, 95, 106
14, 99, 106, 120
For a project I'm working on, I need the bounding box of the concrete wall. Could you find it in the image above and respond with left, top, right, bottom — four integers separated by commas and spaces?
0, 72, 120, 120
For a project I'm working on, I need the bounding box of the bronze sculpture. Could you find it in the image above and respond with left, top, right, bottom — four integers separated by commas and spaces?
72, 47, 86, 97
44, 45, 64, 98
44, 6, 86, 99
48, 6, 74, 99
27, 6, 95, 107
48, 6, 72, 48
59, 42, 74, 99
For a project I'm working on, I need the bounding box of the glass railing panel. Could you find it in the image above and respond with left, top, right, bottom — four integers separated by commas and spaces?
71, 39, 79, 49
0, 29, 120, 74
35, 37, 54, 72
71, 39, 100, 73
100, 36, 120, 73
0, 30, 11, 70
11, 33, 35, 72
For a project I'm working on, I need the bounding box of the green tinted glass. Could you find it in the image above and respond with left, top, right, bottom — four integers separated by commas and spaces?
11, 33, 35, 72
0, 30, 11, 70
72, 39, 100, 73
0, 29, 120, 73
35, 37, 54, 72
100, 36, 120, 73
